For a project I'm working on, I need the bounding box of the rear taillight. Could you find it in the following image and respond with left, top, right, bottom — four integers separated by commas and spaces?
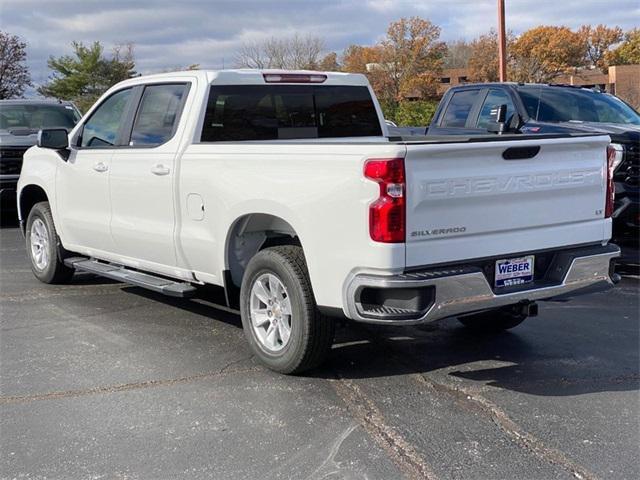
606, 145, 617, 218
364, 158, 405, 243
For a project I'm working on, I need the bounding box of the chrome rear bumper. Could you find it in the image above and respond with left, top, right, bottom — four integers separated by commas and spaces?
345, 244, 620, 325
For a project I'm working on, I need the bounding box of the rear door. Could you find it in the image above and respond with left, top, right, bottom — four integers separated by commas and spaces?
404, 135, 611, 267
109, 82, 191, 269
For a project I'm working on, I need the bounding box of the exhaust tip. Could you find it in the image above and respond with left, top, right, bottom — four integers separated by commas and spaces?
514, 301, 538, 318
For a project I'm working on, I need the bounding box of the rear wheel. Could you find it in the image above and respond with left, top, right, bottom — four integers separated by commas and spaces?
457, 306, 529, 332
240, 245, 335, 374
25, 201, 74, 284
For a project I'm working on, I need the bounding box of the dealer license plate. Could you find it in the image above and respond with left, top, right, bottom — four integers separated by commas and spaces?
495, 255, 534, 288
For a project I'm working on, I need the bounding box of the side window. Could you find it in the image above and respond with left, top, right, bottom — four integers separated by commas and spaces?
440, 90, 480, 128
518, 89, 541, 120
476, 89, 516, 129
130, 84, 188, 146
80, 88, 132, 148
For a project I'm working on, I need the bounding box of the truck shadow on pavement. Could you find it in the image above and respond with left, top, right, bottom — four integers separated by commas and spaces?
322, 317, 639, 397
122, 286, 244, 330
0, 212, 19, 229
617, 240, 639, 276
120, 279, 639, 399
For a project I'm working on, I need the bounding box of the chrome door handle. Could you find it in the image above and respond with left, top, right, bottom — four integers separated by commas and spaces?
151, 164, 170, 176
93, 162, 108, 173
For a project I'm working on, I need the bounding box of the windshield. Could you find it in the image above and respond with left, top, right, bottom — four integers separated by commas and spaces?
0, 103, 80, 131
516, 86, 640, 125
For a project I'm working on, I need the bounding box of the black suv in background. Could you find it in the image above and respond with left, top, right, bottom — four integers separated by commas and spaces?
0, 99, 81, 212
427, 83, 640, 239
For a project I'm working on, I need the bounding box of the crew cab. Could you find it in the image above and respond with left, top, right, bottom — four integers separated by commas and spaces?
428, 83, 640, 238
18, 70, 620, 374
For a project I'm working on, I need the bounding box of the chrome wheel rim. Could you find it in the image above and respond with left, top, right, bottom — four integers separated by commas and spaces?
30, 218, 50, 271
250, 273, 292, 353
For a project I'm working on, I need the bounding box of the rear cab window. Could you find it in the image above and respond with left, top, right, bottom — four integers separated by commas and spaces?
200, 85, 382, 141
476, 89, 516, 129
517, 88, 585, 122
440, 89, 480, 128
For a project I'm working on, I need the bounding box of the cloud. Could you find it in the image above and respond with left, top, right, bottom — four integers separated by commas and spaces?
2, 0, 638, 92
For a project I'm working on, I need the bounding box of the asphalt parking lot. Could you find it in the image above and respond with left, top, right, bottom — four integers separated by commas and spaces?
1, 222, 638, 480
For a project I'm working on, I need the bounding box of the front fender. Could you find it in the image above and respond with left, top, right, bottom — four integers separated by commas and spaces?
17, 147, 59, 224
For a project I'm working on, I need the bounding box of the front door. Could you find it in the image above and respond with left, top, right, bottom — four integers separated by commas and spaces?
56, 87, 134, 254
109, 83, 190, 270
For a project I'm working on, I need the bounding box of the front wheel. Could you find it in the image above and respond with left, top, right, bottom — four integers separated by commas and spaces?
240, 245, 335, 374
25, 201, 74, 284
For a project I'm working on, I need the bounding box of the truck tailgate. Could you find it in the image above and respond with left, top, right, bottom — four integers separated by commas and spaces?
404, 135, 611, 267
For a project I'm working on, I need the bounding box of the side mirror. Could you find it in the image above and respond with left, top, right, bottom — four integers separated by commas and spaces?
486, 104, 508, 135
37, 129, 69, 150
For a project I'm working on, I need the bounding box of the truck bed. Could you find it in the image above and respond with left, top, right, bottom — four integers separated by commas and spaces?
401, 134, 611, 267
388, 132, 603, 144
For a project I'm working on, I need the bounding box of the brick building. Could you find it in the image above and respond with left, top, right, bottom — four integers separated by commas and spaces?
366, 61, 639, 109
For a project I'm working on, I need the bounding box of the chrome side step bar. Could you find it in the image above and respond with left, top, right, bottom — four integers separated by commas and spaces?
64, 257, 197, 298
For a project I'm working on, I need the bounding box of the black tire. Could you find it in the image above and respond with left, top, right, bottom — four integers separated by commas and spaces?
25, 201, 74, 284
457, 306, 528, 332
240, 245, 335, 374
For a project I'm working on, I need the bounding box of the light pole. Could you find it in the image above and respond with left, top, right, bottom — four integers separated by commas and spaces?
498, 0, 507, 82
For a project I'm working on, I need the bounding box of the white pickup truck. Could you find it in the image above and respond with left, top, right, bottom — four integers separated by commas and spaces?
18, 70, 620, 373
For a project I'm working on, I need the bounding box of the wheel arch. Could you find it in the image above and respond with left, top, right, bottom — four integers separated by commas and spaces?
18, 184, 50, 234
224, 213, 303, 289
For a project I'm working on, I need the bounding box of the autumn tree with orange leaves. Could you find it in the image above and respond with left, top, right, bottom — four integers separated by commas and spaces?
605, 28, 640, 66
509, 26, 585, 82
381, 17, 446, 104
341, 45, 383, 73
466, 30, 506, 82
342, 17, 446, 111
465, 24, 625, 83
579, 24, 623, 70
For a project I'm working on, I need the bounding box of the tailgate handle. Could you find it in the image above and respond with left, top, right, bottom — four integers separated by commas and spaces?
502, 146, 540, 160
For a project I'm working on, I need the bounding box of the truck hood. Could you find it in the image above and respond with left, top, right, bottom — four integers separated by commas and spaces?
0, 129, 39, 148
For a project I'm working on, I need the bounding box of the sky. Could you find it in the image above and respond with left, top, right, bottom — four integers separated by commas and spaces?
2, 0, 639, 91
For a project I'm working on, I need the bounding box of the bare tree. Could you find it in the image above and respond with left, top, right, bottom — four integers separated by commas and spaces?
236, 41, 269, 69
444, 40, 473, 69
235, 34, 326, 69
0, 31, 32, 99
287, 34, 324, 69
263, 38, 289, 68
